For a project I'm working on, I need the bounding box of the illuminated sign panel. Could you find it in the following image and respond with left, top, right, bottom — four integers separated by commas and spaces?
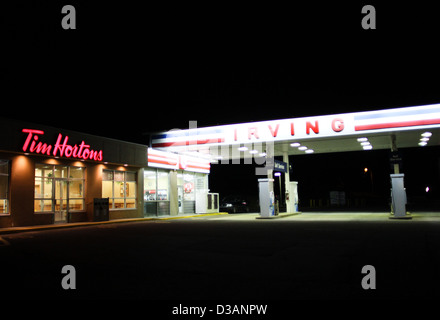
22, 129, 103, 161
147, 148, 210, 173
152, 115, 352, 149
152, 104, 440, 150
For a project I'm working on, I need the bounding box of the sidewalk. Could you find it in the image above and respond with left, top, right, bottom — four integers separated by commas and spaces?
0, 212, 228, 235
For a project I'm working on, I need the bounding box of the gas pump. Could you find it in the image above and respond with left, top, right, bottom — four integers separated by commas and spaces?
287, 181, 299, 213
390, 173, 410, 219
258, 178, 275, 217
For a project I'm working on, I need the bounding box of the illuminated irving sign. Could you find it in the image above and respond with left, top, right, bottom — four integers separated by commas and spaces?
22, 129, 103, 161
152, 104, 440, 150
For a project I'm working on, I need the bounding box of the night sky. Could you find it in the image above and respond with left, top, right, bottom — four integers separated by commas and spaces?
2, 2, 440, 209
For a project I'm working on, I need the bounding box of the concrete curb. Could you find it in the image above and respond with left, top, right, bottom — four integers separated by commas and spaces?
256, 212, 302, 219
0, 212, 229, 235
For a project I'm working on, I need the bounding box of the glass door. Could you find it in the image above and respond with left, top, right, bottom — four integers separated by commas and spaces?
35, 164, 86, 221
54, 178, 68, 223
178, 186, 183, 214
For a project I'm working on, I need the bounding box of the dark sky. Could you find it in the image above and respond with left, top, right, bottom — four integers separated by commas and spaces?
3, 2, 440, 144
3, 2, 440, 207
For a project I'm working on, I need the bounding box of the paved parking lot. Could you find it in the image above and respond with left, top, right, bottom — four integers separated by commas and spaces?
1, 211, 440, 301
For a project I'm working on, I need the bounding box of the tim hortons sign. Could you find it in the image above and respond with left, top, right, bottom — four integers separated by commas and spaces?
22, 129, 103, 161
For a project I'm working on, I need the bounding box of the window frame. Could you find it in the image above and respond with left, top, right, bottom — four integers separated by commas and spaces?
34, 164, 86, 213
102, 169, 137, 210
143, 169, 170, 202
0, 160, 10, 215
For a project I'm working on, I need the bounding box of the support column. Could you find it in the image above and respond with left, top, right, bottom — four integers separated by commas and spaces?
169, 171, 178, 215
258, 143, 275, 217
266, 142, 274, 202
283, 152, 299, 213
283, 152, 293, 213
391, 134, 400, 174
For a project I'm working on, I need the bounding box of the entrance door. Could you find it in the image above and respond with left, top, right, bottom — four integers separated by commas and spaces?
54, 179, 68, 223
178, 186, 183, 214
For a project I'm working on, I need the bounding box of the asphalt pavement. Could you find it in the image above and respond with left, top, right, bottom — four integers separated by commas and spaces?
1, 212, 440, 303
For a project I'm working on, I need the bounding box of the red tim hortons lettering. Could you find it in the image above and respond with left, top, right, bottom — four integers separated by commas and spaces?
22, 129, 50, 155
22, 129, 103, 161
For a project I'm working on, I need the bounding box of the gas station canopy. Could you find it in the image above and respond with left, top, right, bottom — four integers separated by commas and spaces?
151, 103, 440, 219
151, 104, 440, 159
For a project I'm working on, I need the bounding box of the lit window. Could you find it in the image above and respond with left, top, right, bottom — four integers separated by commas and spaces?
102, 169, 137, 209
34, 164, 85, 212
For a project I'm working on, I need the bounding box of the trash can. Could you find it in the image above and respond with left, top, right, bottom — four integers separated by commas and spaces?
94, 198, 109, 221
